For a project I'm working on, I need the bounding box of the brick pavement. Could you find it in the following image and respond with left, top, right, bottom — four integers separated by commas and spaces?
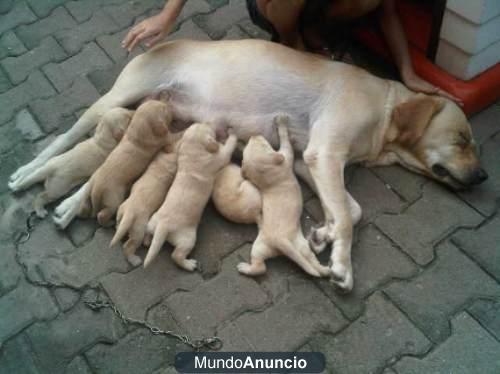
0, 1, 499, 373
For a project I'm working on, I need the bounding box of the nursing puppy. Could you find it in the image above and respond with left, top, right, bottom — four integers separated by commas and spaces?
144, 123, 237, 270
80, 100, 172, 226
12, 108, 133, 218
237, 115, 330, 277
110, 131, 184, 266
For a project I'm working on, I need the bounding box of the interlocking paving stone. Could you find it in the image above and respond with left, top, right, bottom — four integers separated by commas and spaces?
87, 61, 127, 95
469, 102, 500, 145
385, 241, 500, 342
30, 76, 100, 132
309, 293, 431, 374
66, 356, 93, 374
26, 0, 67, 18
1, 36, 67, 85
458, 132, 500, 217
66, 218, 99, 247
166, 249, 268, 338
223, 25, 250, 40
103, 0, 164, 28
86, 329, 181, 374
452, 215, 500, 281
0, 70, 55, 125
0, 280, 58, 343
0, 30, 27, 59
54, 11, 120, 55
65, 0, 124, 23
0, 334, 38, 373
14, 109, 44, 141
0, 69, 11, 94
0, 1, 37, 35
194, 0, 249, 40
467, 298, 500, 341
216, 322, 254, 351
43, 42, 112, 92
371, 165, 428, 204
25, 297, 125, 374
101, 249, 203, 320
53, 287, 80, 312
96, 29, 145, 64
15, 6, 77, 49
375, 182, 483, 265
314, 224, 418, 319
37, 229, 130, 288
191, 203, 257, 277
169, 19, 212, 41
231, 276, 348, 351
394, 312, 500, 374
0, 0, 14, 14
0, 243, 22, 297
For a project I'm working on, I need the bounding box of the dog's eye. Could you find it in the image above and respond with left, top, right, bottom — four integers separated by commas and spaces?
456, 132, 469, 147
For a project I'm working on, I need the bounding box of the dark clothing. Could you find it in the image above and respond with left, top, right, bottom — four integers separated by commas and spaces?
245, 0, 279, 41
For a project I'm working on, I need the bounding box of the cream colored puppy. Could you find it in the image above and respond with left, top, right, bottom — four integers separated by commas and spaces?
12, 108, 133, 218
110, 131, 184, 266
80, 100, 172, 226
144, 123, 237, 271
237, 116, 330, 277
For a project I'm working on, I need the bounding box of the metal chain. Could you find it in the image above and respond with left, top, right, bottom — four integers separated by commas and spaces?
14, 211, 40, 245
84, 296, 223, 352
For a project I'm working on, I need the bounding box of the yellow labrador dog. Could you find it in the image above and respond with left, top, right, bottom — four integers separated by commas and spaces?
10, 40, 486, 292
10, 108, 133, 218
144, 123, 237, 271
110, 131, 183, 266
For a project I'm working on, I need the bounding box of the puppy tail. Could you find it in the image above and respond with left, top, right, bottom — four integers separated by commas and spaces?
143, 224, 169, 268
110, 212, 133, 248
274, 238, 321, 277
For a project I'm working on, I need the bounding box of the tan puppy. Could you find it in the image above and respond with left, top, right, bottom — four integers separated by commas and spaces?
110, 131, 184, 266
212, 164, 262, 224
12, 108, 133, 218
80, 100, 172, 226
237, 116, 330, 277
144, 123, 237, 271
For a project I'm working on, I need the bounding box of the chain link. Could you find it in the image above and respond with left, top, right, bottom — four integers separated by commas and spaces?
14, 211, 39, 245
84, 297, 223, 351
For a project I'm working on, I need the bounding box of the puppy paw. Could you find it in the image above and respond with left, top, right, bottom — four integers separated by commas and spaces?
35, 207, 48, 219
127, 255, 142, 267
330, 262, 353, 293
9, 163, 35, 186
317, 264, 333, 277
308, 227, 328, 254
237, 262, 253, 275
179, 258, 197, 272
273, 113, 290, 127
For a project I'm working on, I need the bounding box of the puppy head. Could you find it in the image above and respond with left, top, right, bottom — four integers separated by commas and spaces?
127, 100, 172, 147
95, 108, 134, 144
181, 123, 220, 154
241, 135, 284, 186
390, 95, 486, 190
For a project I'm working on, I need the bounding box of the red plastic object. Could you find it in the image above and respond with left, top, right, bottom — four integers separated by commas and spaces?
354, 0, 500, 116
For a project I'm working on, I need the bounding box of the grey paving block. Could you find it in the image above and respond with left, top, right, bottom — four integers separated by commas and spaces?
231, 276, 348, 351
96, 29, 144, 64
0, 70, 55, 125
452, 215, 500, 281
223, 25, 250, 40
309, 293, 431, 374
30, 76, 100, 132
1, 36, 66, 84
26, 0, 67, 18
194, 0, 249, 40
0, 143, 34, 195
395, 312, 500, 374
0, 1, 36, 35
169, 19, 212, 41
375, 182, 483, 265
216, 322, 254, 351
53, 287, 80, 312
0, 244, 21, 297
101, 249, 203, 320
0, 30, 27, 59
314, 225, 418, 319
86, 329, 179, 374
371, 165, 428, 204
66, 356, 93, 374
0, 334, 39, 373
103, 0, 168, 29
457, 132, 500, 217
191, 204, 257, 277
66, 218, 99, 247
14, 109, 44, 141
87, 61, 126, 95
0, 280, 58, 343
206, 0, 230, 9
0, 69, 10, 94
37, 229, 130, 288
470, 102, 500, 145
166, 249, 268, 338
65, 0, 124, 23
467, 298, 500, 341
385, 241, 500, 342
54, 11, 120, 55
0, 0, 14, 14
43, 42, 112, 92
25, 299, 125, 374
15, 7, 76, 49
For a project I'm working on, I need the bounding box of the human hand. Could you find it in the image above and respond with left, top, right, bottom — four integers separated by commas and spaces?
122, 13, 173, 52
402, 70, 463, 106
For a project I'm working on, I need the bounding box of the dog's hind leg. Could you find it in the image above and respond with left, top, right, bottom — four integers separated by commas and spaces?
237, 234, 276, 276
170, 228, 197, 272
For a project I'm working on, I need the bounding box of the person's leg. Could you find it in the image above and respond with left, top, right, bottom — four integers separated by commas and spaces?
261, 0, 306, 49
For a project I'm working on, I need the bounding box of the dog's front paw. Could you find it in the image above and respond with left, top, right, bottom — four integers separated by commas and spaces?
178, 258, 197, 272
237, 262, 253, 275
53, 198, 78, 229
330, 261, 353, 293
9, 163, 38, 191
308, 225, 333, 254
127, 254, 142, 267
35, 206, 48, 219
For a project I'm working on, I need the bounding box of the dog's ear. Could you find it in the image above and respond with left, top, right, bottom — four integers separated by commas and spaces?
204, 137, 219, 153
272, 153, 285, 165
150, 119, 169, 138
392, 94, 444, 146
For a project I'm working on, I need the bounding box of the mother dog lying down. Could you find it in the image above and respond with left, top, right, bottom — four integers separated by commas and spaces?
9, 39, 487, 292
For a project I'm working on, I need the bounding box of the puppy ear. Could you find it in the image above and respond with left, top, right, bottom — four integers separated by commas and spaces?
204, 137, 219, 153
150, 120, 169, 137
273, 153, 285, 165
392, 94, 444, 146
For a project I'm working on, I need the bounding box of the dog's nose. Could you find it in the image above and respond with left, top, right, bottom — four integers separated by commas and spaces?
470, 168, 488, 185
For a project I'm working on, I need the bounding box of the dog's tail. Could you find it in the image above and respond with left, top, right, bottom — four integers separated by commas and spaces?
273, 238, 321, 277
110, 210, 134, 248
143, 223, 169, 268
